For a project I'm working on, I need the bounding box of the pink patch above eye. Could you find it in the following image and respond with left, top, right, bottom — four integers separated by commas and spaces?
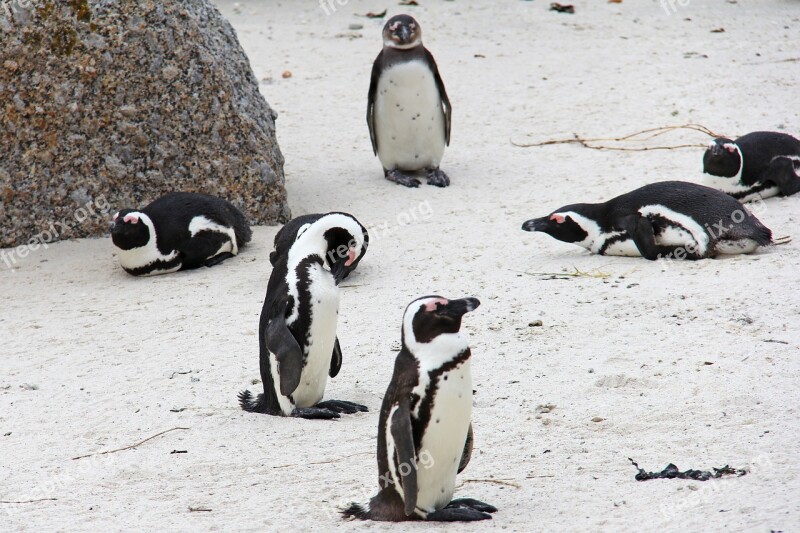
723, 143, 737, 153
550, 214, 566, 224
112, 212, 119, 221
424, 298, 448, 312
123, 214, 139, 224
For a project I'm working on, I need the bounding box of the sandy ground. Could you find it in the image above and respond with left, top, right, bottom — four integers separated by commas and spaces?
2, 0, 800, 531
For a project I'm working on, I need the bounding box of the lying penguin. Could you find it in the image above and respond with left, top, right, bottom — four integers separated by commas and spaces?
111, 192, 251, 276
703, 131, 800, 202
522, 181, 774, 260
343, 295, 497, 522
238, 213, 369, 419
367, 14, 452, 188
269, 212, 369, 280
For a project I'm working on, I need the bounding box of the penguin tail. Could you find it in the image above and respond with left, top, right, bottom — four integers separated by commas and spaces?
227, 205, 252, 248
234, 219, 253, 249
756, 224, 774, 246
238, 389, 268, 413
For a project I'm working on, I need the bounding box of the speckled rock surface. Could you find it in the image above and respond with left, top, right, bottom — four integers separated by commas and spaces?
0, 0, 289, 249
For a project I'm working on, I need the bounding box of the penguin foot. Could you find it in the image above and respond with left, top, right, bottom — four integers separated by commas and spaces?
426, 507, 492, 522
446, 498, 498, 514
316, 399, 369, 414
385, 169, 421, 188
205, 252, 235, 267
291, 407, 341, 420
426, 168, 450, 187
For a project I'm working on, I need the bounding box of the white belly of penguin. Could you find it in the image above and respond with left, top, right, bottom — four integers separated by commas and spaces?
115, 243, 181, 275
291, 267, 340, 408
374, 60, 446, 171
598, 225, 700, 257
415, 362, 473, 513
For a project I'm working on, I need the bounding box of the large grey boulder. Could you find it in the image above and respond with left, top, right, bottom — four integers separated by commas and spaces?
0, 0, 289, 250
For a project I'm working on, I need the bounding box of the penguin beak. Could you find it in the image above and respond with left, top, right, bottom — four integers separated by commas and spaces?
398, 25, 411, 43
110, 221, 123, 235
710, 144, 722, 157
330, 248, 357, 285
521, 217, 548, 232
439, 297, 481, 318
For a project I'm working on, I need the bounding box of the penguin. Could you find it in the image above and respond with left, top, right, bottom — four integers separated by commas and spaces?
343, 295, 497, 522
521, 181, 774, 260
269, 212, 369, 280
367, 14, 452, 188
238, 213, 369, 419
703, 131, 800, 202
110, 192, 251, 276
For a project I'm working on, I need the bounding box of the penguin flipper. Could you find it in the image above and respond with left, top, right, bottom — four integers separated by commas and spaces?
179, 231, 233, 269
761, 156, 800, 196
390, 402, 418, 516
425, 48, 451, 146
367, 53, 382, 156
329, 337, 343, 378
457, 423, 474, 474
266, 306, 303, 397
618, 214, 660, 260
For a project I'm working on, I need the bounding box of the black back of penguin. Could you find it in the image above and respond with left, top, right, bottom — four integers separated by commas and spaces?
144, 192, 252, 253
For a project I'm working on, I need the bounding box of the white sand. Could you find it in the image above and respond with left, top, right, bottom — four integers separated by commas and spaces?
2, 0, 799, 530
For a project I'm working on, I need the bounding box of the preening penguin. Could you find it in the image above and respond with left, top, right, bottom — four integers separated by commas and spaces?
367, 14, 452, 188
238, 213, 369, 419
110, 192, 251, 276
703, 131, 800, 202
343, 296, 497, 522
522, 181, 774, 260
269, 212, 369, 280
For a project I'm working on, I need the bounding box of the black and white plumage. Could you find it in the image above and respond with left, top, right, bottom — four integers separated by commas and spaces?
367, 14, 452, 188
238, 213, 369, 419
269, 212, 369, 281
343, 296, 497, 522
522, 181, 774, 260
703, 131, 800, 202
110, 192, 251, 276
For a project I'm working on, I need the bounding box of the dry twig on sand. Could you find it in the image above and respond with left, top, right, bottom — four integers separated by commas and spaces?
457, 478, 522, 489
518, 267, 611, 279
272, 451, 373, 469
0, 498, 58, 504
511, 124, 726, 151
72, 427, 190, 460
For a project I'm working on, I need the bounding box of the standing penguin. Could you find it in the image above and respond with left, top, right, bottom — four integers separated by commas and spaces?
269, 212, 369, 280
521, 181, 774, 260
703, 131, 800, 202
110, 192, 251, 276
343, 295, 497, 522
367, 14, 452, 188
238, 213, 369, 419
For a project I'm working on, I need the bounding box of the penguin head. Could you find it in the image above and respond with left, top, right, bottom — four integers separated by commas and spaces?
522, 206, 595, 246
292, 213, 368, 284
402, 296, 480, 354
383, 14, 422, 49
703, 138, 742, 177
110, 210, 151, 250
